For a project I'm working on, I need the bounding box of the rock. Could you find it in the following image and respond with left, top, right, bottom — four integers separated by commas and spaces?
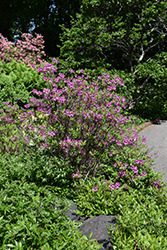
79, 214, 117, 250
65, 201, 85, 222
65, 202, 117, 250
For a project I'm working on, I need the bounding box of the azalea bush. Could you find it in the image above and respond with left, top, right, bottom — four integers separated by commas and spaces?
0, 33, 46, 67
0, 65, 166, 248
0, 65, 161, 189
0, 68, 136, 167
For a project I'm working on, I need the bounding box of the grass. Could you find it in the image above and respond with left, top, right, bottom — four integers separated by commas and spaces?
0, 113, 167, 249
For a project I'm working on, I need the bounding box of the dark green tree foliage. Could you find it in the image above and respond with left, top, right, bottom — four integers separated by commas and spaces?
60, 0, 167, 71
0, 0, 17, 41
0, 0, 82, 58
59, 0, 167, 119
32, 0, 82, 57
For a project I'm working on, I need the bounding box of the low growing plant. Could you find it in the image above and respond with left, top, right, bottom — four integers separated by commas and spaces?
71, 174, 167, 249
0, 152, 101, 249
109, 187, 167, 250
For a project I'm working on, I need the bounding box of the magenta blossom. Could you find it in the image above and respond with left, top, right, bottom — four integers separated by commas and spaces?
72, 173, 76, 178
115, 182, 121, 188
109, 184, 115, 190
153, 180, 160, 189
104, 179, 107, 184
130, 165, 138, 173
72, 170, 81, 178
48, 131, 55, 137
140, 171, 147, 177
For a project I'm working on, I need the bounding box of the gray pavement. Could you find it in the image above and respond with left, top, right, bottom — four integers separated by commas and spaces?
139, 120, 167, 183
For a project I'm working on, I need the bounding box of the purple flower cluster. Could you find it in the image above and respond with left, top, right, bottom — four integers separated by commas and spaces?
72, 170, 81, 178
92, 187, 98, 191
92, 180, 121, 192
109, 182, 121, 190
153, 179, 160, 189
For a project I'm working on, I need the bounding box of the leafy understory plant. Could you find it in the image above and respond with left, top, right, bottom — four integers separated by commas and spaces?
0, 60, 48, 106
0, 152, 101, 249
109, 186, 167, 250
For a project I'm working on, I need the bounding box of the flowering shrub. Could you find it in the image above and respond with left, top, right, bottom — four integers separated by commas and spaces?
19, 72, 139, 171
0, 33, 46, 67
0, 65, 161, 193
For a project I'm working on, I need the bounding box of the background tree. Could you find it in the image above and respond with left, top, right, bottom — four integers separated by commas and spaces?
59, 0, 167, 119
60, 0, 167, 71
0, 0, 82, 57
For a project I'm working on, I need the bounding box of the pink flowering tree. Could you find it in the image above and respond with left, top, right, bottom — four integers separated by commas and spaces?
0, 33, 46, 67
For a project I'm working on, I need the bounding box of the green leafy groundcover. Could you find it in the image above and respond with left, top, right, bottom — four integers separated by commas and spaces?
0, 150, 167, 249
0, 60, 47, 105
0, 152, 101, 250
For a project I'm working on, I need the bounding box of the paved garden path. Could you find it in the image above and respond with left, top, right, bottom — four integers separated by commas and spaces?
139, 120, 167, 183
